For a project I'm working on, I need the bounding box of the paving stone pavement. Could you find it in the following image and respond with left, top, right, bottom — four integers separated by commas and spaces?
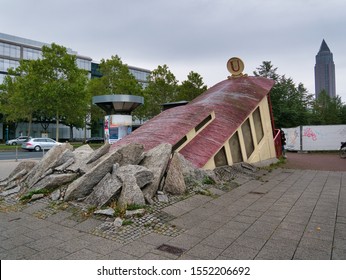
1, 164, 346, 260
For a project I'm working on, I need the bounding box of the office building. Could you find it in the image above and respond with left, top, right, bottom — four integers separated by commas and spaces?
314, 39, 336, 98
0, 32, 150, 141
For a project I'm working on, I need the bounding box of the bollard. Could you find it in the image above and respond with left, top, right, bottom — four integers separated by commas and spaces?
15, 146, 18, 162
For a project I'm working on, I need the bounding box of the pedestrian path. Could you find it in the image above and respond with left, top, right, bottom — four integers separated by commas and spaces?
1, 167, 345, 259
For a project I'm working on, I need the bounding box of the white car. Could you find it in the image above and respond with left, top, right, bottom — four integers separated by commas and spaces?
6, 136, 30, 145
21, 137, 61, 152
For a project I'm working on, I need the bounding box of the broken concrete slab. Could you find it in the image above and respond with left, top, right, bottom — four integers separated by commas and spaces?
6, 160, 37, 181
94, 208, 115, 216
26, 143, 73, 188
163, 152, 186, 195
32, 173, 78, 192
141, 143, 172, 202
84, 171, 122, 208
114, 143, 144, 166
0, 186, 21, 197
86, 143, 110, 164
115, 165, 153, 189
64, 149, 122, 201
117, 176, 146, 209
66, 144, 94, 174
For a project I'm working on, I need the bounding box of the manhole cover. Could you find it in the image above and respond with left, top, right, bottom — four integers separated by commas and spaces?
157, 244, 185, 256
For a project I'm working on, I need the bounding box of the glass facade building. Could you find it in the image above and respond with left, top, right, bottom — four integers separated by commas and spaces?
0, 32, 93, 84
91, 62, 150, 88
0, 32, 151, 141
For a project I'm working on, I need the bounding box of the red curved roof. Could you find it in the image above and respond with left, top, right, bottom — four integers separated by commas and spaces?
112, 76, 274, 168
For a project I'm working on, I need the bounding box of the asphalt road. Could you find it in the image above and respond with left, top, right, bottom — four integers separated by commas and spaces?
0, 150, 44, 161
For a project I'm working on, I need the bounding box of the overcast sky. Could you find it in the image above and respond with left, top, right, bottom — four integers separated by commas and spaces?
1, 0, 346, 100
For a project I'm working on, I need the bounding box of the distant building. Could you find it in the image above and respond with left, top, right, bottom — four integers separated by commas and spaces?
314, 39, 336, 98
0, 32, 150, 141
91, 62, 150, 88
0, 32, 92, 84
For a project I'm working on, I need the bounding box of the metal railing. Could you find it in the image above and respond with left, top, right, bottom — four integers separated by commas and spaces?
273, 129, 282, 158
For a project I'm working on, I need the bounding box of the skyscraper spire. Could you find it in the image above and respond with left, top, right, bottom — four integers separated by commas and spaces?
318, 39, 331, 53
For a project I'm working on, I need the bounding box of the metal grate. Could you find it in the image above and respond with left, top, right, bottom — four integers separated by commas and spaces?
249, 191, 267, 195
157, 244, 185, 256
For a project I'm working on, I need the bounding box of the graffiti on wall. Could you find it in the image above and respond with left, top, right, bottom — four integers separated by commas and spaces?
303, 127, 317, 141
283, 125, 346, 151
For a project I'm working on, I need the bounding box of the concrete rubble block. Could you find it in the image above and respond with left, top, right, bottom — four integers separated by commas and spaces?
50, 189, 61, 201
84, 172, 122, 208
31, 173, 79, 192
1, 169, 26, 189
66, 144, 94, 174
54, 158, 75, 172
157, 192, 169, 203
125, 208, 145, 218
114, 143, 144, 166
94, 208, 115, 216
163, 152, 186, 195
52, 149, 75, 169
0, 160, 37, 188
0, 186, 21, 197
115, 165, 153, 189
86, 143, 110, 164
140, 143, 172, 202
113, 217, 123, 227
117, 176, 146, 209
6, 160, 37, 181
25, 143, 73, 188
30, 193, 45, 201
63, 149, 122, 201
177, 153, 216, 184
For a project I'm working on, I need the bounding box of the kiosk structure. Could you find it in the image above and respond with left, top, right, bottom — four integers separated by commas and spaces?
92, 95, 143, 144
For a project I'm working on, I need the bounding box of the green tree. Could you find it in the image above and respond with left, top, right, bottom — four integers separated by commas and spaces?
0, 43, 89, 140
311, 90, 343, 124
0, 59, 43, 136
254, 61, 313, 128
137, 64, 178, 119
39, 43, 89, 140
176, 71, 207, 101
89, 55, 142, 96
253, 61, 279, 81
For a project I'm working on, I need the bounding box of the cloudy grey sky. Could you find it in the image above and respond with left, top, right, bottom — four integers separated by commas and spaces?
1, 0, 346, 100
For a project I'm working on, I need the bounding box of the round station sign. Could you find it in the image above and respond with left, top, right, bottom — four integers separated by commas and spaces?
227, 57, 245, 77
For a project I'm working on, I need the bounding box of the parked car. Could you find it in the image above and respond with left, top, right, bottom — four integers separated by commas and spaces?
6, 136, 30, 145
21, 137, 61, 152
85, 137, 104, 144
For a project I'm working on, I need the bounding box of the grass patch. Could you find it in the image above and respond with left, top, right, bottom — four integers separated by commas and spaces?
262, 156, 287, 171
20, 189, 50, 202
126, 204, 145, 211
122, 219, 134, 226
202, 176, 215, 185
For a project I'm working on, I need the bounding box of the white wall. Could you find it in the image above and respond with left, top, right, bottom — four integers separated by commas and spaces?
283, 125, 346, 151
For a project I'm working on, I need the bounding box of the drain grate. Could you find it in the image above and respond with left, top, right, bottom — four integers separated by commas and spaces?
157, 244, 185, 256
249, 191, 267, 195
